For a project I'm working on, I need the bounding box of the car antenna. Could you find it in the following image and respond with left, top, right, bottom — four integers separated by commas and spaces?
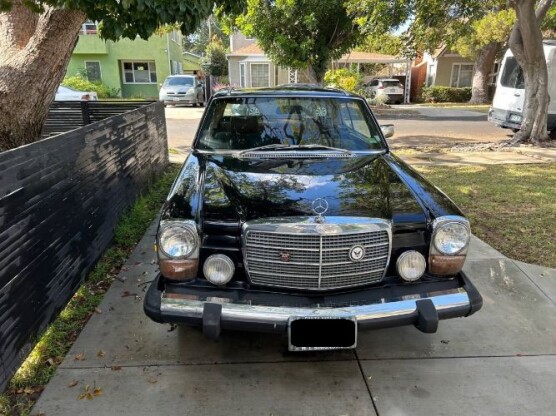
227, 85, 234, 95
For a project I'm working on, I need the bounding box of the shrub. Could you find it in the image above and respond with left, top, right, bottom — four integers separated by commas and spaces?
366, 95, 389, 107
61, 76, 120, 98
421, 86, 472, 103
324, 68, 362, 93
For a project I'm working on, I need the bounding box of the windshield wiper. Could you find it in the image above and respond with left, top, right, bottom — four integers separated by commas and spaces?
238, 143, 353, 155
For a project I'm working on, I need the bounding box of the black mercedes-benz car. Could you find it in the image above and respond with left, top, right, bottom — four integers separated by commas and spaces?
144, 85, 482, 351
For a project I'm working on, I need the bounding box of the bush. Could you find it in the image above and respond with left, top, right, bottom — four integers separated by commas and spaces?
61, 76, 120, 98
421, 86, 472, 103
324, 68, 362, 93
366, 95, 389, 107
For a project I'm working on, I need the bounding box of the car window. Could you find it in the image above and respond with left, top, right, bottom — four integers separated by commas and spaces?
381, 81, 401, 88
196, 96, 384, 151
164, 77, 195, 87
500, 57, 524, 89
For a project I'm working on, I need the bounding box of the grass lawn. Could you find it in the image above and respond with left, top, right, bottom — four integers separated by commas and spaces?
416, 103, 491, 113
417, 164, 556, 268
0, 164, 181, 416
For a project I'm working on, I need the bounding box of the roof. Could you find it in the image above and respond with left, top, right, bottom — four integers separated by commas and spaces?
337, 51, 408, 64
212, 84, 360, 98
227, 43, 264, 56
228, 45, 408, 63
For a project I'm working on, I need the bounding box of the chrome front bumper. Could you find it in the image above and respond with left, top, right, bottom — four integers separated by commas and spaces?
144, 273, 482, 336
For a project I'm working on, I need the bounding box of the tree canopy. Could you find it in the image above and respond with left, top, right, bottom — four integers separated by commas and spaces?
224, 0, 363, 83
0, 0, 245, 40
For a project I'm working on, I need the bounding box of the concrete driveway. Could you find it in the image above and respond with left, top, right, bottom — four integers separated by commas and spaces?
32, 219, 556, 415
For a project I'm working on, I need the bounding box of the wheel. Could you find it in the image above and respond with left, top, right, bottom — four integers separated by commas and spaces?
550, 128, 556, 139
199, 101, 205, 107
511, 128, 519, 133
192, 101, 198, 107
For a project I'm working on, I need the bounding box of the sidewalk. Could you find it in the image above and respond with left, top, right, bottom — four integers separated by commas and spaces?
32, 220, 556, 415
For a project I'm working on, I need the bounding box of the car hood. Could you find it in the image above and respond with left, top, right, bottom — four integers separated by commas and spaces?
195, 153, 427, 228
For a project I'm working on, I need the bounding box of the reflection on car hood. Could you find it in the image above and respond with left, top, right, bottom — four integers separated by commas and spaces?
194, 153, 427, 228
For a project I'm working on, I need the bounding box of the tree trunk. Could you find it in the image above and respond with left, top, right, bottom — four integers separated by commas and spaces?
508, 0, 553, 144
469, 42, 500, 104
0, 1, 85, 151
303, 64, 318, 84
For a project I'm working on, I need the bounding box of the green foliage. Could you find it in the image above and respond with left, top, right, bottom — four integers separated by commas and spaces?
358, 33, 403, 56
454, 9, 515, 59
61, 75, 120, 98
324, 68, 362, 92
227, 0, 363, 82
202, 37, 228, 76
421, 86, 472, 103
183, 16, 229, 54
0, 0, 247, 41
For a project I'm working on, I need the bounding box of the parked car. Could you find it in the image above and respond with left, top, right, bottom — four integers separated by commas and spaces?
55, 86, 98, 101
365, 78, 404, 104
144, 85, 482, 351
159, 75, 205, 107
489, 40, 556, 135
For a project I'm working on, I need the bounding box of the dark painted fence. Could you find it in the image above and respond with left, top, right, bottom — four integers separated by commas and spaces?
0, 102, 169, 391
41, 100, 156, 138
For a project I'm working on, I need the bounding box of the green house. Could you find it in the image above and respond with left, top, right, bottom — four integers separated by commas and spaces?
183, 52, 202, 75
66, 22, 185, 98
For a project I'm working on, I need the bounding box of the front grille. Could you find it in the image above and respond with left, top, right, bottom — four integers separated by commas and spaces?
244, 224, 390, 290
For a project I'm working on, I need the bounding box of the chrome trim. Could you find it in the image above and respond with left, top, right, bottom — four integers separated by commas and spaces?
160, 287, 471, 325
241, 217, 392, 291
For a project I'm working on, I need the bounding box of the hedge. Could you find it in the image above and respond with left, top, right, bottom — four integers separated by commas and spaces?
421, 86, 472, 103
62, 76, 120, 99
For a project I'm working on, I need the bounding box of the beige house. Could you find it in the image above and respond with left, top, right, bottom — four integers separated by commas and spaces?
226, 32, 411, 96
420, 46, 477, 88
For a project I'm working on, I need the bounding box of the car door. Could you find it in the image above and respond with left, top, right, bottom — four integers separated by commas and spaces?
493, 54, 525, 116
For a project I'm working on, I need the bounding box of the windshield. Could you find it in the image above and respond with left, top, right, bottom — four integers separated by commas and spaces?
381, 81, 401, 88
196, 97, 385, 151
164, 77, 195, 87
500, 57, 524, 89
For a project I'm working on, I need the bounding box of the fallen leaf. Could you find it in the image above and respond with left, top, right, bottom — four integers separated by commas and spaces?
74, 353, 86, 361
440, 340, 450, 344
111, 366, 122, 371
95, 307, 103, 314
93, 387, 103, 396
68, 380, 79, 388
167, 323, 177, 332
46, 357, 56, 366
121, 291, 137, 298
97, 350, 105, 358
147, 378, 158, 384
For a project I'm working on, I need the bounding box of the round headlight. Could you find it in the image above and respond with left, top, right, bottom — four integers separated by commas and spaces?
433, 222, 470, 255
203, 254, 235, 285
397, 250, 426, 282
158, 223, 198, 258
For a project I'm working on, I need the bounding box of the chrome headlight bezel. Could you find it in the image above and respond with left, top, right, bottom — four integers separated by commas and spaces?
157, 220, 199, 259
431, 216, 471, 256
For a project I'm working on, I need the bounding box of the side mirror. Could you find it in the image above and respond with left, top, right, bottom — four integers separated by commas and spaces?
380, 124, 395, 138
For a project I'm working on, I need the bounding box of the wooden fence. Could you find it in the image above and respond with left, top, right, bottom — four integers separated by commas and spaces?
0, 102, 169, 391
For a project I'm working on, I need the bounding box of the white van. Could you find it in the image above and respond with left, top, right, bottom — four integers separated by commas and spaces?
489, 40, 556, 134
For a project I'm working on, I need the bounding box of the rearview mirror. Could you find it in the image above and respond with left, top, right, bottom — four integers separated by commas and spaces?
380, 124, 395, 138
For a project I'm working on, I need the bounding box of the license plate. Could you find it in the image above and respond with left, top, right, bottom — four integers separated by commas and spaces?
288, 316, 357, 351
171, 97, 180, 101
390, 88, 397, 93
509, 114, 521, 122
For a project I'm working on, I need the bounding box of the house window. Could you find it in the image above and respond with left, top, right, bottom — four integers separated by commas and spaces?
122, 61, 157, 84
450, 63, 474, 87
85, 61, 101, 82
80, 20, 98, 35
250, 63, 270, 88
239, 63, 246, 88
